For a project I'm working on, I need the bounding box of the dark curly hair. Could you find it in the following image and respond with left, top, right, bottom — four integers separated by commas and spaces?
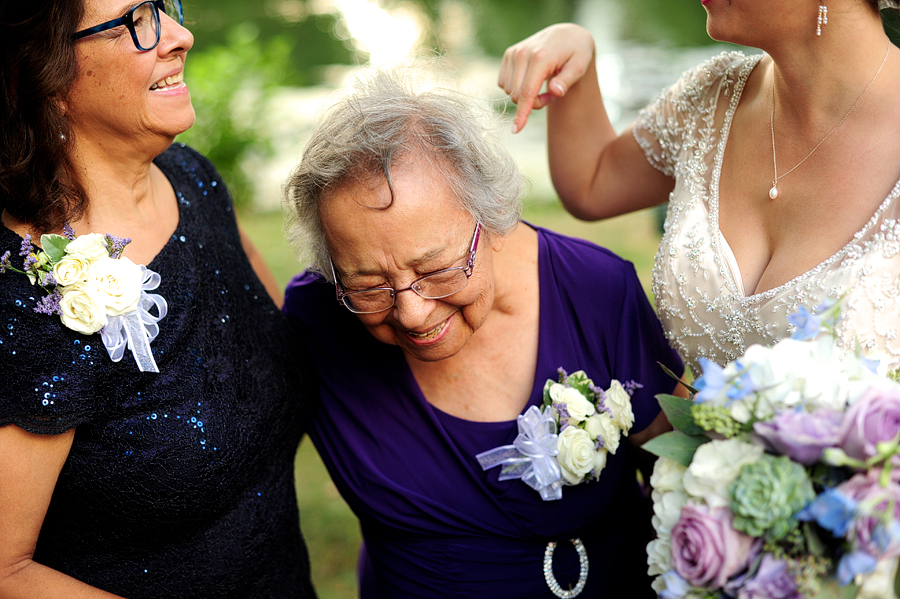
0, 0, 88, 233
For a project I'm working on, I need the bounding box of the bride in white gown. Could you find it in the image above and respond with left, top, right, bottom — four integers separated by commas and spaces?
498, 0, 900, 375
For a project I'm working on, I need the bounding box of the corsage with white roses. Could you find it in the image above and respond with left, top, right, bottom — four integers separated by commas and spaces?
476, 368, 640, 501
1, 224, 166, 372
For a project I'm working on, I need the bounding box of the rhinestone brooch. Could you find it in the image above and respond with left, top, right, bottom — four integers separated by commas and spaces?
543, 538, 588, 598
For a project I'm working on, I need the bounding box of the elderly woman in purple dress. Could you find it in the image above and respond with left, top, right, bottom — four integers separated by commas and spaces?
282, 65, 684, 598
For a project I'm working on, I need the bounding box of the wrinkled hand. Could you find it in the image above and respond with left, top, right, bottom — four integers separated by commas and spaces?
498, 23, 596, 133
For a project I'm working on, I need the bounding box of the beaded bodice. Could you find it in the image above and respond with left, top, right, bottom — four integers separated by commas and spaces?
635, 52, 900, 376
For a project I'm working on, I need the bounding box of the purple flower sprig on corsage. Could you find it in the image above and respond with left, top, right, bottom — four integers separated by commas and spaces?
475, 368, 639, 501
2, 228, 167, 372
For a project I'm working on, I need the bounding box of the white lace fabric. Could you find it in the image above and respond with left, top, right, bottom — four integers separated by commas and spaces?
634, 52, 900, 376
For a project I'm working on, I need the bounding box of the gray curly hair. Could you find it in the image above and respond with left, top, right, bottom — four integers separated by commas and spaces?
283, 63, 526, 281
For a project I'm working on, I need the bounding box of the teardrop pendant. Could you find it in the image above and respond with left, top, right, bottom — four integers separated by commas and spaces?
769, 184, 779, 200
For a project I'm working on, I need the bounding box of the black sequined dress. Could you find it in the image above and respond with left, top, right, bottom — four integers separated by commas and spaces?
0, 144, 316, 599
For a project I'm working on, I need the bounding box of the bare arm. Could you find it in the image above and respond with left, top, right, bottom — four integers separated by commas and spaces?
0, 425, 124, 599
499, 23, 674, 220
239, 225, 283, 308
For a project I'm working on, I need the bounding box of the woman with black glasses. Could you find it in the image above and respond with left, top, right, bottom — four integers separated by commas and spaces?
0, 1, 316, 597
282, 65, 685, 598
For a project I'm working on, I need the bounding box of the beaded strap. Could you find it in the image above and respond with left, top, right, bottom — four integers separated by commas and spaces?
543, 538, 589, 598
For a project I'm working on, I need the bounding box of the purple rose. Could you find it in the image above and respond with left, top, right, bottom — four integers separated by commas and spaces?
736, 555, 802, 599
838, 470, 900, 559
839, 388, 900, 461
754, 409, 842, 464
670, 503, 756, 589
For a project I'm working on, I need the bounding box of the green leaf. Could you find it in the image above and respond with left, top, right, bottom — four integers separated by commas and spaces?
816, 581, 859, 599
895, 555, 900, 599
657, 394, 705, 436
802, 522, 827, 557
40, 234, 70, 263
658, 361, 698, 394
642, 430, 709, 467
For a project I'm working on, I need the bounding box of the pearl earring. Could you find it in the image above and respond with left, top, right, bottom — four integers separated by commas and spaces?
817, 3, 828, 37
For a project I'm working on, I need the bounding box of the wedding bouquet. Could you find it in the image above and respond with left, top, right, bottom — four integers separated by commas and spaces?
477, 368, 638, 501
645, 301, 900, 599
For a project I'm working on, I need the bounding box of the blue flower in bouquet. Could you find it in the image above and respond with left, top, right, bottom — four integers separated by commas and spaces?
788, 306, 823, 341
694, 358, 757, 405
694, 358, 728, 403
789, 299, 841, 341
797, 487, 857, 537
837, 550, 878, 586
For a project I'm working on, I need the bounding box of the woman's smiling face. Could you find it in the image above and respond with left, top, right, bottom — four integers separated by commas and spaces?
67, 0, 195, 148
321, 157, 500, 363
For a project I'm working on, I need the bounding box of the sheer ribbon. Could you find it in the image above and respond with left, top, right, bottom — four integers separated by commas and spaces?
100, 266, 167, 372
881, 1, 900, 9
476, 405, 564, 501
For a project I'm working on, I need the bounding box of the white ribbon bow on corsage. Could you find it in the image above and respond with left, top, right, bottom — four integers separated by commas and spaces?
100, 266, 167, 373
476, 405, 565, 501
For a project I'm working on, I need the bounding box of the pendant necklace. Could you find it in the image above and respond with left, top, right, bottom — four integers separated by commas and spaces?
769, 41, 891, 200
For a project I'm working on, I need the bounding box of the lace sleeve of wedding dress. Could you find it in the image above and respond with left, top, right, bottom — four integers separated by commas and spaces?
632, 51, 749, 179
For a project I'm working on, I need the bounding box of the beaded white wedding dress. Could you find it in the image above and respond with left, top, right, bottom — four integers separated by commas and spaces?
634, 51, 900, 377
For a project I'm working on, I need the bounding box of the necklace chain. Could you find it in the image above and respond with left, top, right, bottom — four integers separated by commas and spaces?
769, 41, 891, 200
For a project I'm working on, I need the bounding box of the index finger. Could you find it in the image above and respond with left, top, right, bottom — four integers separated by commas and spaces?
508, 54, 557, 133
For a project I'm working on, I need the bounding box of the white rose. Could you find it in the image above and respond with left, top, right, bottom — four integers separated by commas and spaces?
647, 537, 672, 577
556, 426, 596, 484
682, 438, 763, 508
59, 283, 108, 334
652, 489, 688, 534
650, 457, 687, 493
90, 256, 142, 315
554, 386, 596, 421
52, 256, 91, 286
605, 380, 635, 432
548, 382, 566, 402
584, 412, 621, 454
65, 233, 109, 261
592, 448, 608, 480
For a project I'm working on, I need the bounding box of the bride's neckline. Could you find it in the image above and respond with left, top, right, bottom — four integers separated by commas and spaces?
709, 52, 900, 301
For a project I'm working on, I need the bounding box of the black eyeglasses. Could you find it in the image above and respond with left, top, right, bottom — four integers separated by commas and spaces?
74, 0, 183, 52
331, 223, 482, 314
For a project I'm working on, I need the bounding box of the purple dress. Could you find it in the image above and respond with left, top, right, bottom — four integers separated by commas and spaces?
284, 225, 683, 598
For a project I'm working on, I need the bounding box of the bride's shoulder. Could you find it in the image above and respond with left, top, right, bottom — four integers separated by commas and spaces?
679, 50, 762, 93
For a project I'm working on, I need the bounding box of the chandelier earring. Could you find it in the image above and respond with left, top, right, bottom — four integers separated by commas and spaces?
817, 3, 828, 37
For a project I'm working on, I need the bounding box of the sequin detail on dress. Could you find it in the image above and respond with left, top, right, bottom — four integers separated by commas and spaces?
634, 52, 900, 375
0, 144, 315, 599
